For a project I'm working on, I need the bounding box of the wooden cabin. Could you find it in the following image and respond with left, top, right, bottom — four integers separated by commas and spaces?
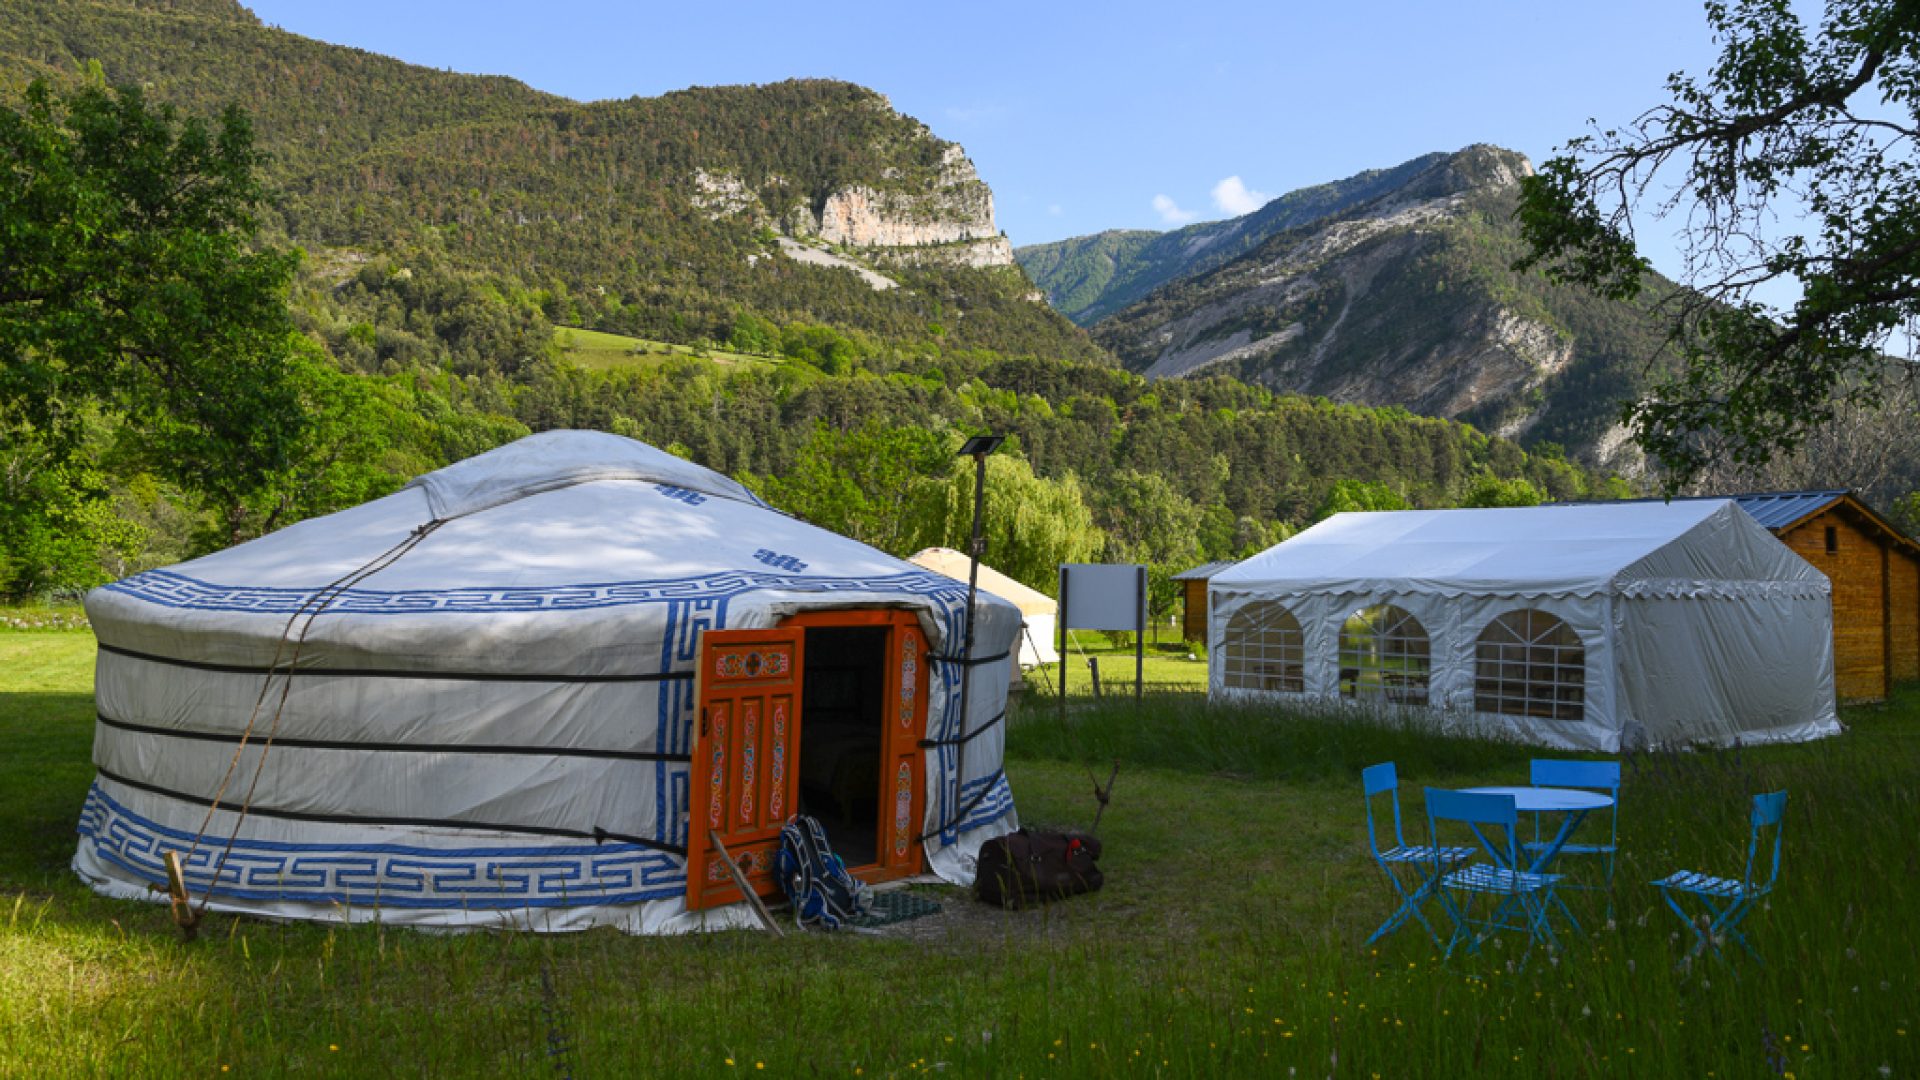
1733, 491, 1920, 702
1172, 560, 1239, 642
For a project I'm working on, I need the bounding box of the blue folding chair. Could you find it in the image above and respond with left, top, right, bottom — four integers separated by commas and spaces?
1423, 788, 1565, 961
1653, 790, 1787, 966
1360, 762, 1473, 947
1523, 758, 1622, 920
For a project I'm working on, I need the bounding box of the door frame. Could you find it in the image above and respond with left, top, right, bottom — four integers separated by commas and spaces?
782, 608, 929, 884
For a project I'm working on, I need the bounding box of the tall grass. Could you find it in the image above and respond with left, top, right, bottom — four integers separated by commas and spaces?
1009, 691, 1540, 783
2, 632, 1917, 1076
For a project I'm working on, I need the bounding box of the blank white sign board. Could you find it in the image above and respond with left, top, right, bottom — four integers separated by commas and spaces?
1060, 563, 1145, 631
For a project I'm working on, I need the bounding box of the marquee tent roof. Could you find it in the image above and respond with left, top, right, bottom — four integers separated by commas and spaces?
1214, 500, 1829, 600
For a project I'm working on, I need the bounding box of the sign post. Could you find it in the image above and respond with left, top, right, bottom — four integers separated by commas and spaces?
1057, 563, 1148, 722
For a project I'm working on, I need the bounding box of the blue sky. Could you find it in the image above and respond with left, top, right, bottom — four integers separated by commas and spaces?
247, 0, 1724, 269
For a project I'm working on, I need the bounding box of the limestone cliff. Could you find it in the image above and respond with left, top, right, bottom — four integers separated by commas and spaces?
695, 139, 1015, 272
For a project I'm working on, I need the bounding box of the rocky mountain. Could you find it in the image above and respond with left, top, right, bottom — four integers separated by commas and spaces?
1027, 146, 1677, 465
3, 0, 1090, 360
1017, 151, 1459, 325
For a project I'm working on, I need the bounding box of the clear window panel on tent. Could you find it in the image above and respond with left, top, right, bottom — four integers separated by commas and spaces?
1337, 604, 1429, 706
1222, 601, 1305, 692
1473, 608, 1585, 721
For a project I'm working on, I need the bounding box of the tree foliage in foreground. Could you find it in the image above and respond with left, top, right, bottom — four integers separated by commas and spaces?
0, 78, 389, 591
1516, 0, 1920, 486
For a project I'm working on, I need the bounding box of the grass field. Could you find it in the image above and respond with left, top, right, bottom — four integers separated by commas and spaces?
3, 630, 1917, 1077
552, 326, 773, 371
1022, 634, 1210, 696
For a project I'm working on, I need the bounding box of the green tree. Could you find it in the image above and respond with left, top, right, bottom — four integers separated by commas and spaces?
930, 453, 1102, 594
1458, 473, 1545, 508
752, 420, 952, 556
1093, 470, 1204, 624
0, 79, 317, 574
1515, 0, 1920, 486
1312, 479, 1411, 521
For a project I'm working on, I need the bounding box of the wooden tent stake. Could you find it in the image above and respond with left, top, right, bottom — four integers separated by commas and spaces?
1090, 761, 1120, 835
162, 851, 200, 941
706, 828, 784, 937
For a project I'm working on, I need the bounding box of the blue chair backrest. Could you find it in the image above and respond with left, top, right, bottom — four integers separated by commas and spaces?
1529, 758, 1621, 792
1361, 762, 1404, 853
1362, 762, 1398, 797
1426, 788, 1518, 828
1747, 790, 1788, 891
1425, 788, 1521, 870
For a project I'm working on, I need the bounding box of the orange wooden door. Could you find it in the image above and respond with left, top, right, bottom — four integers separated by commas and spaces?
685, 627, 804, 911
880, 617, 929, 877
778, 609, 930, 881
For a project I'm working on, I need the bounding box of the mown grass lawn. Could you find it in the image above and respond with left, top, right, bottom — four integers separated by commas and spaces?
2, 630, 1916, 1077
1023, 636, 1209, 696
552, 326, 773, 371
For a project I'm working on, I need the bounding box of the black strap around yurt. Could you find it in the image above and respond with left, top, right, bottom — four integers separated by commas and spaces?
95, 713, 693, 764
95, 764, 690, 857
917, 709, 1006, 749
96, 642, 695, 685
913, 767, 1006, 844
924, 649, 1011, 667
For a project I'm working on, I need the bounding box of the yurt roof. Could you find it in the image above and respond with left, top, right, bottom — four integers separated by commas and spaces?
1214, 500, 1828, 599
89, 431, 1014, 674
909, 548, 1056, 616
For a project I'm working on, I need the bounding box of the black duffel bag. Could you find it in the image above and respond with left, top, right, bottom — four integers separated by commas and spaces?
974, 828, 1104, 908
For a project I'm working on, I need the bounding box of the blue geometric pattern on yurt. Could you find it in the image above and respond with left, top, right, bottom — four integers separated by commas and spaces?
752, 549, 809, 573
76, 784, 685, 908
104, 568, 964, 615
652, 484, 708, 506
956, 773, 1016, 833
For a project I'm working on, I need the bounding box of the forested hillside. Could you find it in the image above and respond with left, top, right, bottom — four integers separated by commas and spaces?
0, 1, 1628, 611
2, 0, 1096, 360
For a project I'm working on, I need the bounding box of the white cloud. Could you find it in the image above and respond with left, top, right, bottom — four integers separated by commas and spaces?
1211, 175, 1270, 216
1152, 194, 1197, 225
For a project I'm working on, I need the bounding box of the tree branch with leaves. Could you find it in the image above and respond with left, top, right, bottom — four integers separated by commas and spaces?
1515, 0, 1920, 486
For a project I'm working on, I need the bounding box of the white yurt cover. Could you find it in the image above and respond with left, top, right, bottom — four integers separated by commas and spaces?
74, 431, 1020, 932
1209, 500, 1839, 751
908, 547, 1060, 667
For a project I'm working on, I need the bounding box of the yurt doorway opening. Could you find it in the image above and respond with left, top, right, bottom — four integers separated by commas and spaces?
796, 624, 887, 866
685, 609, 929, 912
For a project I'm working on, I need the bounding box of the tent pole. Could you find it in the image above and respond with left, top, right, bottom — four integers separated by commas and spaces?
1058, 566, 1070, 728
1135, 565, 1146, 704
951, 435, 1001, 844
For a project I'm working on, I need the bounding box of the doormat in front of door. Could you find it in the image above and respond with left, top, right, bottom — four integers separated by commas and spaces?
849, 890, 943, 928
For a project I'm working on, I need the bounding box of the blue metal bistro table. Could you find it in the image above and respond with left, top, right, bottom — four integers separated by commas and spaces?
1461, 786, 1614, 872
1461, 785, 1614, 935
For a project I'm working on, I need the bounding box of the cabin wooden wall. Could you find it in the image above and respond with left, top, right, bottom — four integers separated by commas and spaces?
1892, 548, 1920, 684
1183, 579, 1209, 642
1779, 509, 1894, 701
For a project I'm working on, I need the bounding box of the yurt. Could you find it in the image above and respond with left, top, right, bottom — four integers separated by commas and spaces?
75, 431, 1020, 933
908, 547, 1060, 667
1209, 500, 1840, 751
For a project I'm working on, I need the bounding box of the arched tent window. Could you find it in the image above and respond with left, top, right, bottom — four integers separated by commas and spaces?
1221, 601, 1305, 692
1474, 609, 1586, 721
1338, 604, 1430, 705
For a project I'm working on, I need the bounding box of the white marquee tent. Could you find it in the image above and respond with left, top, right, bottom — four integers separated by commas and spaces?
908, 547, 1059, 668
1209, 500, 1840, 751
75, 431, 1020, 933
